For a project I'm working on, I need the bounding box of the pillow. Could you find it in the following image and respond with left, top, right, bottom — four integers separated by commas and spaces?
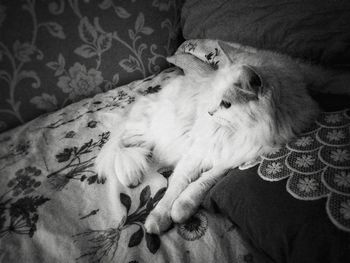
203, 95, 350, 263
0, 0, 184, 132
181, 0, 350, 67
204, 167, 350, 263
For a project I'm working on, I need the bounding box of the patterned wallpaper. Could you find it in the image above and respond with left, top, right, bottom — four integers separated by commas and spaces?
0, 0, 184, 132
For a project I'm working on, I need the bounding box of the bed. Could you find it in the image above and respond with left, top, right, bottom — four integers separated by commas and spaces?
1, 1, 350, 263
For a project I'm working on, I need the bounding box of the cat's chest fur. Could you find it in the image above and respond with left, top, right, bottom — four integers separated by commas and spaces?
141, 77, 235, 167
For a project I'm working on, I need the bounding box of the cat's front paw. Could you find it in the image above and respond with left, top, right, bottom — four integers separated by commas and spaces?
171, 197, 197, 223
144, 209, 172, 234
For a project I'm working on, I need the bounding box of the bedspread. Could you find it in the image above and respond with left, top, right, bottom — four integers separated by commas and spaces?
0, 68, 252, 263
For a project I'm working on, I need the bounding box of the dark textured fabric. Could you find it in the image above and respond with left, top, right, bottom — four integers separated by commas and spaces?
204, 166, 350, 263
0, 0, 184, 132
181, 0, 350, 67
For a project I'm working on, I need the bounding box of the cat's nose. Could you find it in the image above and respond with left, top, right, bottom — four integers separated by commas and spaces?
208, 107, 217, 116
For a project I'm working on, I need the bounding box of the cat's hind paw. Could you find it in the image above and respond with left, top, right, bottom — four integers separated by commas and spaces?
95, 138, 149, 188
117, 169, 144, 188
113, 144, 150, 188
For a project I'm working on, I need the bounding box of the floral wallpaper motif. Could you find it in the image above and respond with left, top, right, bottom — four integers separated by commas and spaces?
0, 0, 183, 132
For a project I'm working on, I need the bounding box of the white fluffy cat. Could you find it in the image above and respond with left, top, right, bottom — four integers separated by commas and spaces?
96, 40, 349, 234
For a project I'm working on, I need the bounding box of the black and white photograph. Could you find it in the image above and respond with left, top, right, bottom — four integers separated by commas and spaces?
0, 0, 349, 262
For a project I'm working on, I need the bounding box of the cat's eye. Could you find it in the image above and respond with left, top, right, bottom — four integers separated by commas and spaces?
220, 100, 231, 109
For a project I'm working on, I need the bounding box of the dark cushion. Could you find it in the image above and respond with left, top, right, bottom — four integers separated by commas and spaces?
204, 167, 350, 263
0, 0, 184, 132
181, 0, 350, 67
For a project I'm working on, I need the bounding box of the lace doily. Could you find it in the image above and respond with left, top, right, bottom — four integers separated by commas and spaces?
258, 109, 350, 232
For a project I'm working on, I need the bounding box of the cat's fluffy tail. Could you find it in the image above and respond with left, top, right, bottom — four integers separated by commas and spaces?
95, 137, 150, 187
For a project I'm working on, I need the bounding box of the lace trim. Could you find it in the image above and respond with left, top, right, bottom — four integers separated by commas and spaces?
256, 109, 350, 232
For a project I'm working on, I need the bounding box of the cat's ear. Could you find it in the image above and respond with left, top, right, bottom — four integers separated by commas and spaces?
167, 54, 215, 77
238, 65, 263, 98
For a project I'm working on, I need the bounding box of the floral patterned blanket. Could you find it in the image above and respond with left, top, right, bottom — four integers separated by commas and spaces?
0, 68, 252, 263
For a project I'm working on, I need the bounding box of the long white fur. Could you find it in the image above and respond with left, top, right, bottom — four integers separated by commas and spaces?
96, 40, 349, 234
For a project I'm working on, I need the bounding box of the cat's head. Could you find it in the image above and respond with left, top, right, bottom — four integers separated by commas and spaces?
168, 40, 320, 148
167, 45, 269, 130
205, 63, 264, 127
